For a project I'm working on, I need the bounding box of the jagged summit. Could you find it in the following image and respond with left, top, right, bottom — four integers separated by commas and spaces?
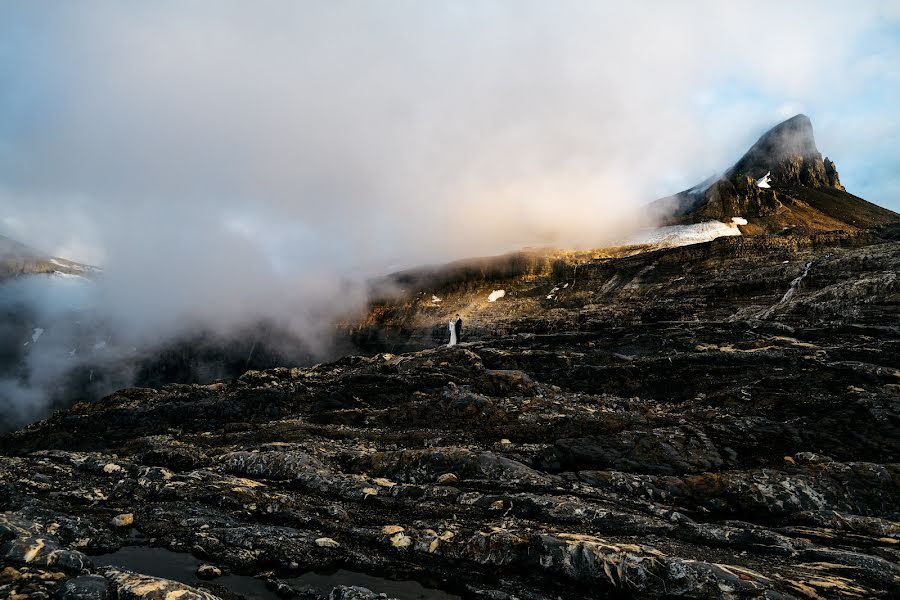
730, 114, 818, 175
652, 115, 897, 233
726, 113, 842, 190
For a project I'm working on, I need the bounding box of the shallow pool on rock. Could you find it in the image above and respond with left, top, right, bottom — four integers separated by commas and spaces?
287, 569, 462, 599
92, 546, 275, 599
91, 545, 463, 600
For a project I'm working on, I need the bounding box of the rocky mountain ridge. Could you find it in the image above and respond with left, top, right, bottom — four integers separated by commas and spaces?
652, 115, 899, 234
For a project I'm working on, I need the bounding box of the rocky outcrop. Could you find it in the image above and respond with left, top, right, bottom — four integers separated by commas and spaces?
652, 115, 897, 232
727, 114, 837, 189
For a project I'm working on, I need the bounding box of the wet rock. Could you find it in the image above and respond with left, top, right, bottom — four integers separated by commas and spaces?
99, 567, 222, 600
550, 426, 723, 474
356, 447, 549, 485
55, 575, 110, 600
535, 532, 781, 598
135, 445, 210, 471
215, 450, 327, 480
329, 586, 398, 600
196, 564, 222, 580
0, 527, 91, 573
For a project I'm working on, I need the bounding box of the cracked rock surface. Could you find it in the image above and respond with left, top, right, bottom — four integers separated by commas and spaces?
1, 232, 899, 599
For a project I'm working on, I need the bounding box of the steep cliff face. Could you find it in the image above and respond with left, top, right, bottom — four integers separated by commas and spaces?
653, 115, 898, 232
726, 114, 842, 189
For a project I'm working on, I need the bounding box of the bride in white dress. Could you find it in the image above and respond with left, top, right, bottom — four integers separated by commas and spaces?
448, 318, 457, 347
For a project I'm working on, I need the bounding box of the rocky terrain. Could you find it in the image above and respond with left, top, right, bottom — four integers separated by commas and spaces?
2, 226, 899, 599
2, 114, 899, 599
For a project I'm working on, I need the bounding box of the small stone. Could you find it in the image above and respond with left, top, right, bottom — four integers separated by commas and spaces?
110, 513, 134, 527
315, 537, 340, 548
196, 564, 222, 580
436, 473, 458, 484
499, 439, 512, 445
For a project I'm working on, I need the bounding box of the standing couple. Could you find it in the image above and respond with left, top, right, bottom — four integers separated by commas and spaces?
448, 314, 462, 347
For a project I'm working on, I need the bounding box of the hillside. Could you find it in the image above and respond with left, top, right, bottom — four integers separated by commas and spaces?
0, 233, 95, 280
2, 229, 899, 599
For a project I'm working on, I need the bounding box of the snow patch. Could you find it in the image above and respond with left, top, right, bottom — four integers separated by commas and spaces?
49, 258, 87, 271
757, 172, 771, 188
31, 328, 44, 343
488, 290, 505, 303
51, 271, 89, 281
731, 217, 748, 226
623, 220, 742, 248
431, 295, 442, 303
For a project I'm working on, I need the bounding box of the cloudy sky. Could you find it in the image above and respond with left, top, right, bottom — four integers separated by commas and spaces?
1, 1, 899, 338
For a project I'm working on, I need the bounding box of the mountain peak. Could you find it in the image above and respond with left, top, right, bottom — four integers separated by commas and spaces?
650, 114, 900, 232
728, 114, 820, 180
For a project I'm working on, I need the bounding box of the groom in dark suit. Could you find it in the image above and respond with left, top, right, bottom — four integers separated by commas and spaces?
454, 314, 462, 343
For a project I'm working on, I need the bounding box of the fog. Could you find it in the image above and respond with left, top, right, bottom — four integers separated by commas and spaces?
1, 2, 899, 425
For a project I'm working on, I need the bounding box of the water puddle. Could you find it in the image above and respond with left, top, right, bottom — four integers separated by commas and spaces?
91, 545, 462, 600
288, 569, 462, 599
92, 546, 275, 599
